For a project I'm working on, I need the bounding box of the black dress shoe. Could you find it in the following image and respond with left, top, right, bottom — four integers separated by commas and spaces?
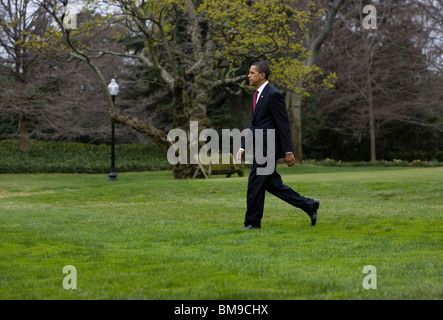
242, 225, 261, 230
309, 199, 320, 226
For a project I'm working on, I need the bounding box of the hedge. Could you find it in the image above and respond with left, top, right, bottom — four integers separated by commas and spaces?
1, 139, 441, 174
0, 139, 172, 173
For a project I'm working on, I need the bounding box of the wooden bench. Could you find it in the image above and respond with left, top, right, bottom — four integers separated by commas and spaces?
193, 153, 245, 179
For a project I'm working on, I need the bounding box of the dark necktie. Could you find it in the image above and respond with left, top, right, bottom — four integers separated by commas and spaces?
253, 90, 259, 112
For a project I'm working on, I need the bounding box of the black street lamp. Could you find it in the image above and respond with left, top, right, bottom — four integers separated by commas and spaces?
107, 79, 119, 181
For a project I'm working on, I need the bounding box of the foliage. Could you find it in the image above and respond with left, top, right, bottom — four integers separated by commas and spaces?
0, 139, 171, 173
305, 158, 442, 168
310, 0, 443, 162
199, 0, 336, 95
1, 0, 441, 167
1, 139, 441, 175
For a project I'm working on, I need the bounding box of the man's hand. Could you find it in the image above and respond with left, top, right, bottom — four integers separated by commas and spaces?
236, 149, 245, 164
285, 152, 296, 167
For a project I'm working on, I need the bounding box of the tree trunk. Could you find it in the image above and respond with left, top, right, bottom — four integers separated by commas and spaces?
367, 71, 377, 162
286, 90, 303, 163
18, 114, 31, 152
112, 114, 171, 151
171, 87, 212, 179
287, 0, 345, 163
170, 37, 214, 179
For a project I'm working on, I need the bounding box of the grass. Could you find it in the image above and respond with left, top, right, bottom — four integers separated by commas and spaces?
0, 165, 442, 300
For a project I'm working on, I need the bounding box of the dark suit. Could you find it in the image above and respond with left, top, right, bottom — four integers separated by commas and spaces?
243, 83, 315, 228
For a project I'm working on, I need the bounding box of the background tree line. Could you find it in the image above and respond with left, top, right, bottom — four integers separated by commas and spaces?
1, 0, 442, 177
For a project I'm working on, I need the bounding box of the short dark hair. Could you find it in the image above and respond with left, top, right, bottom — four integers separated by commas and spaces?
252, 61, 271, 80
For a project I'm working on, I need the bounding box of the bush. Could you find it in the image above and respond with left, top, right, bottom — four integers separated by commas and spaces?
304, 158, 442, 168
1, 139, 441, 174
435, 151, 443, 162
0, 139, 172, 173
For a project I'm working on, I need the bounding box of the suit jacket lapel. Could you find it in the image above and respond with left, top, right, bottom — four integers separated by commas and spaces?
251, 84, 270, 122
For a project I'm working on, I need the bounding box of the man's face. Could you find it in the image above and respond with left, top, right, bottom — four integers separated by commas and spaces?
248, 65, 265, 88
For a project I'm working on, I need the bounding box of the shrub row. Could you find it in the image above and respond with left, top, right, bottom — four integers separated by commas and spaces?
0, 139, 173, 174
1, 139, 441, 174
305, 158, 443, 167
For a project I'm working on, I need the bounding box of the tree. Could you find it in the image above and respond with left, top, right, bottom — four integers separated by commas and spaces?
35, 0, 337, 178
412, 0, 443, 73
0, 0, 51, 150
284, 0, 345, 163
312, 0, 443, 161
37, 8, 138, 144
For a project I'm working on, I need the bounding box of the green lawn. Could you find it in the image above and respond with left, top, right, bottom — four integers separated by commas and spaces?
0, 166, 442, 299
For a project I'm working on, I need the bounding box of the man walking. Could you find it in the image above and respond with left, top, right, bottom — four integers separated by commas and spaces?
236, 61, 320, 230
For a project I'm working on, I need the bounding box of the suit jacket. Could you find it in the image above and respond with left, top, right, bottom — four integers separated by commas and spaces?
243, 83, 293, 160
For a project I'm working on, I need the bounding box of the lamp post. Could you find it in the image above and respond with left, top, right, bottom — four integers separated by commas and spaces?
107, 79, 119, 181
